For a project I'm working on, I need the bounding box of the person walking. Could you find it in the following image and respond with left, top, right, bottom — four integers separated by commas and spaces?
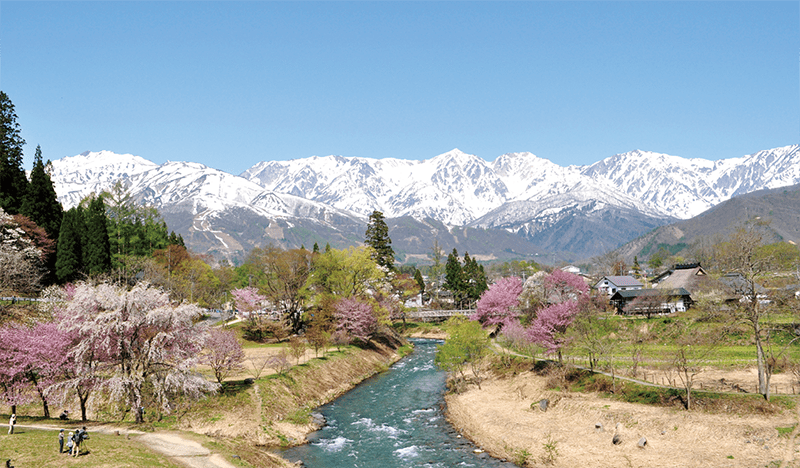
7, 414, 15, 434
72, 428, 81, 457
58, 429, 65, 453
66, 432, 74, 455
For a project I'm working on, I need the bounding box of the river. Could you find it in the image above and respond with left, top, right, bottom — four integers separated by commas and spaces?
280, 338, 517, 468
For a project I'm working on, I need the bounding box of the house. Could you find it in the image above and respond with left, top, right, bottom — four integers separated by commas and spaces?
593, 276, 643, 297
719, 272, 767, 296
609, 288, 693, 316
560, 265, 581, 275
719, 272, 770, 303
652, 263, 708, 293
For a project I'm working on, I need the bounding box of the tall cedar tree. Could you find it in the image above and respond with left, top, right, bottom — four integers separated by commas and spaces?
83, 196, 112, 276
21, 146, 63, 240
364, 210, 395, 271
444, 248, 466, 307
463, 252, 488, 305
0, 92, 29, 214
56, 208, 84, 283
414, 269, 425, 296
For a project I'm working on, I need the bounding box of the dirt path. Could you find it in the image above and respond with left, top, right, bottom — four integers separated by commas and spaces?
16, 423, 237, 468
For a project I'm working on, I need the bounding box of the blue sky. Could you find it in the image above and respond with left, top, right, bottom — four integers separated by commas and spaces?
1, 2, 797, 175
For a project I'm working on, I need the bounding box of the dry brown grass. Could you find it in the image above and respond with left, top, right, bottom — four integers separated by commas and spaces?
445, 368, 798, 468
178, 340, 404, 449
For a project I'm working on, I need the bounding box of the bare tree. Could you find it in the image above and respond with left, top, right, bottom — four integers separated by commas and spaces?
669, 324, 720, 410
716, 220, 775, 399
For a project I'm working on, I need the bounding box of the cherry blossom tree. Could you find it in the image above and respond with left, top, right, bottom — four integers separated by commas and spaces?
334, 297, 378, 343
0, 322, 71, 418
544, 269, 589, 303
526, 301, 580, 363
202, 328, 245, 386
498, 318, 540, 358
60, 282, 217, 423
232, 286, 271, 341
471, 276, 523, 328
231, 286, 266, 314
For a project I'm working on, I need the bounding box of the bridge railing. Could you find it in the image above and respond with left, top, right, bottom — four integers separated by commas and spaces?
404, 309, 475, 320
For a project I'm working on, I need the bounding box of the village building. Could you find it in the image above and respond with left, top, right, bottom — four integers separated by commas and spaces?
593, 275, 643, 297
609, 287, 693, 316
651, 263, 708, 294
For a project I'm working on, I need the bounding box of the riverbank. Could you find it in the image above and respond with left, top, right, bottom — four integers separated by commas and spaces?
176, 332, 408, 467
445, 368, 798, 468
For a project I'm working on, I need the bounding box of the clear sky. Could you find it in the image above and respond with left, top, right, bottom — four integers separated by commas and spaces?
1, 1, 797, 175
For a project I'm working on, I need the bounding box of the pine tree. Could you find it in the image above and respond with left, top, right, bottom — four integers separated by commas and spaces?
21, 146, 63, 240
364, 210, 395, 271
444, 248, 466, 307
0, 91, 29, 214
56, 208, 83, 283
632, 256, 642, 279
463, 252, 488, 305
414, 269, 425, 296
83, 196, 111, 276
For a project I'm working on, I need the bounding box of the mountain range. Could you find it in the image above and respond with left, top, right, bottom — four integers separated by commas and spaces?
49, 145, 800, 264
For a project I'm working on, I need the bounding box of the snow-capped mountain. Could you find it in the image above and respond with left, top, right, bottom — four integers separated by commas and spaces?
49, 145, 800, 262
243, 145, 800, 224
51, 152, 365, 260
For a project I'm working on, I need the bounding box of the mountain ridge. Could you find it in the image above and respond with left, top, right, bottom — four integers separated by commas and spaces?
50, 145, 800, 263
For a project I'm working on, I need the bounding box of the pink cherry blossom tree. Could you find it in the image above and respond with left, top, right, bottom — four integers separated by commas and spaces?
231, 286, 265, 315
544, 269, 589, 303
60, 282, 218, 423
526, 301, 580, 363
232, 286, 271, 341
0, 322, 71, 418
498, 318, 540, 358
471, 276, 523, 328
202, 328, 245, 386
334, 297, 378, 343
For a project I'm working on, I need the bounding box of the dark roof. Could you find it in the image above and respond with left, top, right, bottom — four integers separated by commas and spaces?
610, 288, 691, 300
720, 273, 768, 294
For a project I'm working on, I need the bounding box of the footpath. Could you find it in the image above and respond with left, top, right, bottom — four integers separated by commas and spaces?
14, 423, 237, 468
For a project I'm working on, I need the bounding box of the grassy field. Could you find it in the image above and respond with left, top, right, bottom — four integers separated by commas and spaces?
0, 427, 183, 468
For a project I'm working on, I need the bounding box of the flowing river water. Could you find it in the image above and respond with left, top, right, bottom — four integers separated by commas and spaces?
280, 339, 517, 468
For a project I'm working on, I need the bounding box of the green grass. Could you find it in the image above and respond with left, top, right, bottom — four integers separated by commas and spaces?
0, 428, 184, 467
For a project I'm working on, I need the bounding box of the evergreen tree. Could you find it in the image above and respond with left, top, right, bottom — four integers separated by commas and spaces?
313, 242, 320, 254
444, 248, 466, 307
414, 269, 425, 297
83, 196, 111, 276
632, 256, 642, 279
463, 252, 488, 305
168, 231, 185, 247
56, 208, 83, 283
21, 146, 63, 240
0, 91, 29, 214
364, 210, 395, 271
